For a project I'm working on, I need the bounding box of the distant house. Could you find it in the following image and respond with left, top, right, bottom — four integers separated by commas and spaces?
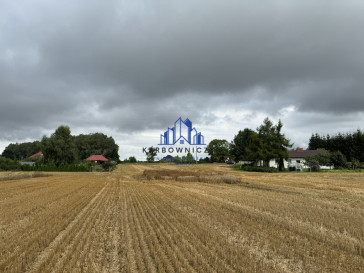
29, 152, 43, 159
287, 148, 325, 164
20, 162, 36, 166
86, 155, 108, 164
240, 148, 333, 170
285, 148, 332, 170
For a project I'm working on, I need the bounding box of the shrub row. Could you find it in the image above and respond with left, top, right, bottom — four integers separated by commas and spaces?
21, 163, 90, 172
240, 166, 278, 173
0, 157, 20, 171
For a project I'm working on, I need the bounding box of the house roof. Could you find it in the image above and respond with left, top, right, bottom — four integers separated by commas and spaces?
86, 155, 108, 162
30, 152, 43, 158
288, 149, 326, 158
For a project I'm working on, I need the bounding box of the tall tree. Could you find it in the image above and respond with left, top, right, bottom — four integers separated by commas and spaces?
353, 130, 364, 162
330, 151, 347, 169
2, 141, 42, 160
230, 128, 259, 162
42, 126, 78, 166
308, 130, 364, 162
75, 133, 119, 161
206, 139, 230, 162
232, 118, 291, 169
244, 134, 262, 165
257, 117, 276, 167
186, 152, 194, 163
272, 120, 293, 171
308, 133, 325, 150
146, 147, 157, 162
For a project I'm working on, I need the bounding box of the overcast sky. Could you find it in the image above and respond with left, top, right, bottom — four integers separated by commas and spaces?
1, 0, 363, 160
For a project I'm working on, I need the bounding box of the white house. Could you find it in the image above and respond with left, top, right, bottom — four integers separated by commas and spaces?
240, 148, 333, 170
285, 148, 332, 170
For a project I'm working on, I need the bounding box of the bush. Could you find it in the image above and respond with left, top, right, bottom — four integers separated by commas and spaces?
351, 159, 360, 170
305, 159, 321, 172
173, 156, 181, 163
330, 151, 347, 169
240, 166, 278, 173
0, 157, 20, 171
102, 161, 116, 171
305, 151, 331, 167
128, 156, 137, 163
22, 163, 90, 172
346, 162, 352, 169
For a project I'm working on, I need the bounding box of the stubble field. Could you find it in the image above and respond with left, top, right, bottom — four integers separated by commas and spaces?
0, 164, 364, 272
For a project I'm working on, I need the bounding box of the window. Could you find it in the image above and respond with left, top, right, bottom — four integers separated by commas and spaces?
180, 140, 184, 144
296, 160, 300, 163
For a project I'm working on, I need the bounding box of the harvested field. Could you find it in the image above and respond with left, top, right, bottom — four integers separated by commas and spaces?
0, 172, 52, 181
1, 164, 364, 272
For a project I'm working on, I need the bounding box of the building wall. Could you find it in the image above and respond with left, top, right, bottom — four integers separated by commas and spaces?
240, 158, 333, 169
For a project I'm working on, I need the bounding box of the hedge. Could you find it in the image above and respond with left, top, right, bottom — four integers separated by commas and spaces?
240, 166, 278, 173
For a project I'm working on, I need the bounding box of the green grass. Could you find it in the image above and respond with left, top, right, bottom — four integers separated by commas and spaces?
320, 169, 363, 173
231, 164, 363, 173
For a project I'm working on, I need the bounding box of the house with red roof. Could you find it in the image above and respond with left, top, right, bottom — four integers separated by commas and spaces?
29, 152, 43, 158
86, 155, 108, 164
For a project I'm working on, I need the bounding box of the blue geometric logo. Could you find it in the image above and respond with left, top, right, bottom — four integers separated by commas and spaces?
159, 117, 205, 145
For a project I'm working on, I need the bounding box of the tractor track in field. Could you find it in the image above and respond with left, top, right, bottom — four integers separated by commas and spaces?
26, 180, 110, 273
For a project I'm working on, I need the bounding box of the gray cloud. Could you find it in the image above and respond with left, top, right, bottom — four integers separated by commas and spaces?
0, 0, 363, 156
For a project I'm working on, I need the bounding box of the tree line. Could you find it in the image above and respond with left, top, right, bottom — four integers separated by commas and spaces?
1, 126, 120, 166
206, 119, 364, 171
2, 141, 42, 160
308, 131, 364, 162
143, 118, 292, 169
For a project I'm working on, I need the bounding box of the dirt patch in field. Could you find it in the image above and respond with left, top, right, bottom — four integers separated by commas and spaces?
138, 169, 241, 184
0, 172, 52, 181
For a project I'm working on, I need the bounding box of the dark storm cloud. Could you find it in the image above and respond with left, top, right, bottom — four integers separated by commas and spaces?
40, 0, 364, 97
0, 0, 364, 142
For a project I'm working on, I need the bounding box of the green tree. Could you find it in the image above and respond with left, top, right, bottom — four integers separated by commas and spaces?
244, 134, 262, 165
186, 152, 194, 162
330, 151, 347, 169
230, 129, 258, 162
256, 118, 276, 167
305, 158, 321, 172
0, 157, 20, 171
207, 139, 230, 162
102, 161, 115, 171
352, 130, 364, 162
256, 118, 292, 169
352, 158, 360, 170
305, 150, 331, 167
146, 147, 157, 163
75, 133, 120, 162
42, 126, 78, 166
272, 120, 293, 171
173, 155, 181, 163
307, 130, 364, 162
182, 152, 194, 164
129, 156, 137, 163
2, 141, 42, 160
308, 133, 325, 150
